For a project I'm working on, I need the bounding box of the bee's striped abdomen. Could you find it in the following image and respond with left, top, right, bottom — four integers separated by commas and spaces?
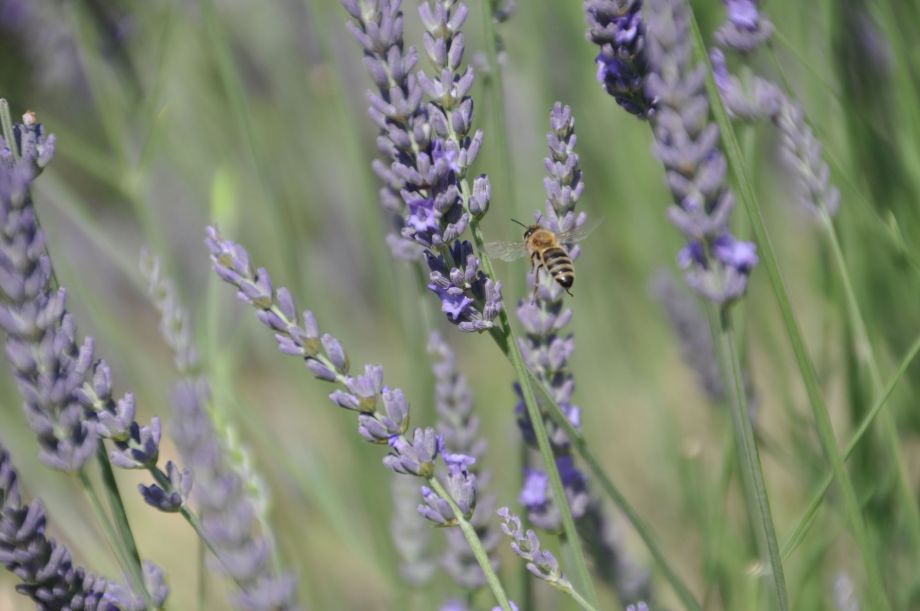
542, 247, 575, 289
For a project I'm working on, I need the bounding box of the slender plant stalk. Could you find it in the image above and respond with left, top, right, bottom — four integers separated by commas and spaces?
94, 447, 153, 606
469, 219, 598, 606
782, 330, 920, 559
0, 99, 17, 162
686, 9, 891, 610
197, 537, 207, 611
819, 211, 920, 550
77, 470, 132, 578
712, 305, 789, 610
426, 477, 512, 611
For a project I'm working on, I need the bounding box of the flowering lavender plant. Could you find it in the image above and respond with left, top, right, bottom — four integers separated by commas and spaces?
715, 0, 773, 54
342, 0, 503, 332
645, 0, 758, 304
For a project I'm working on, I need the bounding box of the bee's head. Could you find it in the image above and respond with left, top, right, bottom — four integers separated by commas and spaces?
512, 217, 538, 239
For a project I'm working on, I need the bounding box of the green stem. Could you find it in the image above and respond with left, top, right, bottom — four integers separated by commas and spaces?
77, 470, 131, 574
819, 212, 920, 551
197, 536, 207, 611
562, 583, 600, 611
782, 330, 920, 559
427, 477, 512, 611
712, 305, 789, 610
469, 219, 597, 606
686, 10, 891, 610
95, 446, 153, 606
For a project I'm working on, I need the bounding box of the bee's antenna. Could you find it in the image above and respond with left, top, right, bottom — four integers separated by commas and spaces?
510, 218, 528, 228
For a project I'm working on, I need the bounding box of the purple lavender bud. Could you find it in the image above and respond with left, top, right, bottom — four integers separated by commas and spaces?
418, 484, 458, 526
520, 458, 590, 531
0, 441, 124, 608
170, 378, 300, 609
109, 417, 161, 469
469, 175, 491, 218
139, 460, 191, 513
357, 387, 410, 443
385, 428, 441, 477
716, 0, 773, 54
498, 506, 573, 590
584, 0, 655, 117
709, 49, 782, 121
627, 604, 651, 611
646, 0, 757, 305
775, 99, 841, 218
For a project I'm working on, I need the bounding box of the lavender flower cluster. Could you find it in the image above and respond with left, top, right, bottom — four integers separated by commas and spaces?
584, 0, 656, 117
342, 0, 503, 332
206, 226, 478, 529
0, 441, 168, 610
710, 1, 840, 219
645, 0, 759, 304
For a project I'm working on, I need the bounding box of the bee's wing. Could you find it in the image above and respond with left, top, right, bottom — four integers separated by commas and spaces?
484, 240, 528, 262
558, 217, 603, 245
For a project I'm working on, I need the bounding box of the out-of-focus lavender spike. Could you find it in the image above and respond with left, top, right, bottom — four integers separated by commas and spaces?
652, 270, 759, 419
340, 0, 426, 262
140, 251, 298, 609
775, 99, 841, 218
1, 440, 168, 609
833, 571, 860, 611
390, 474, 436, 586
171, 379, 300, 610
709, 49, 782, 122
715, 0, 773, 54
651, 271, 725, 403
139, 251, 199, 375
577, 500, 652, 605
626, 603, 651, 611
343, 0, 504, 333
584, 0, 655, 117
429, 330, 501, 590
645, 0, 758, 305
206, 225, 483, 539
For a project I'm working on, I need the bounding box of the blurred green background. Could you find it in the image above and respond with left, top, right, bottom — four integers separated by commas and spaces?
1, 0, 920, 609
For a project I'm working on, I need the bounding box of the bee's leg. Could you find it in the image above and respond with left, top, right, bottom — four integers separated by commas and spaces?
531, 266, 541, 304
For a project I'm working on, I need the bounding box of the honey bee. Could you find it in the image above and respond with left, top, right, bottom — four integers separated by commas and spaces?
485, 218, 599, 298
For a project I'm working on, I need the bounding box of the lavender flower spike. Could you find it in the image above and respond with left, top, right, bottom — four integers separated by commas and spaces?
775, 99, 841, 219
645, 0, 758, 304
498, 507, 574, 593
0, 440, 111, 608
343, 0, 505, 333
206, 225, 490, 539
0, 117, 97, 471
584, 0, 656, 117
430, 330, 501, 590
390, 474, 436, 586
1, 440, 169, 609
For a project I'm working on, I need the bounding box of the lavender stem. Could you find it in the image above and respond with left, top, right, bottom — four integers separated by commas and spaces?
469, 218, 597, 606
428, 476, 512, 611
